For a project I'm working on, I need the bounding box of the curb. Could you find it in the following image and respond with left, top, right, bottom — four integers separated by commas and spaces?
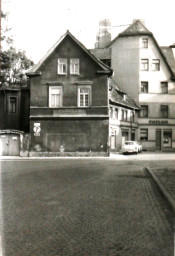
146, 167, 175, 214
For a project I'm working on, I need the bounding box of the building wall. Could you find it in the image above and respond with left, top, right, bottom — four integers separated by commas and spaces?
110, 34, 175, 151
109, 104, 138, 151
29, 35, 110, 155
110, 36, 140, 103
30, 119, 109, 154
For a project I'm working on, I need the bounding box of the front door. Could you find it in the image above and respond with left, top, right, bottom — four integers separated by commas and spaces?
156, 129, 161, 151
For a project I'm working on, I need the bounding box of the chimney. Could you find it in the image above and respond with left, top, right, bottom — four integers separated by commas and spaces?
133, 19, 145, 26
95, 19, 111, 48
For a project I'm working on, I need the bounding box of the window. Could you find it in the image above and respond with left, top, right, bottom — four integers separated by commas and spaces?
121, 109, 124, 121
152, 59, 160, 71
140, 105, 148, 117
130, 111, 135, 122
141, 82, 148, 93
163, 130, 172, 148
141, 59, 149, 71
161, 82, 168, 94
70, 59, 79, 75
115, 108, 118, 119
58, 58, 67, 74
140, 129, 148, 141
9, 97, 17, 113
122, 130, 129, 141
160, 105, 168, 118
142, 38, 148, 48
78, 87, 91, 107
49, 87, 62, 107
110, 107, 113, 119
124, 110, 128, 121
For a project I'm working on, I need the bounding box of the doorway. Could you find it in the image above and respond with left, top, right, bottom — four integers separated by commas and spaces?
155, 129, 161, 151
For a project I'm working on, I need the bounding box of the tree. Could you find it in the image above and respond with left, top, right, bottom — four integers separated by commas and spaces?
0, 11, 34, 87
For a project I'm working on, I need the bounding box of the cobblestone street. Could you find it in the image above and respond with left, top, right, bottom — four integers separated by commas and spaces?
1, 159, 174, 255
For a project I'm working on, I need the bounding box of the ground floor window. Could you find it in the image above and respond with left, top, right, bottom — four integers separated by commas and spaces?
163, 130, 172, 148
131, 130, 135, 141
122, 130, 129, 141
140, 129, 148, 141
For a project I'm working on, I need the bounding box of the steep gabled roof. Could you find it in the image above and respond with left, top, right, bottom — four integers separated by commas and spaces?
161, 47, 175, 75
28, 30, 112, 76
107, 20, 175, 80
108, 20, 152, 47
89, 48, 111, 60
109, 78, 139, 110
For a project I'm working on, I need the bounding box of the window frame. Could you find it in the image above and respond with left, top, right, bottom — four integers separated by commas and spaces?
49, 86, 63, 108
152, 59, 160, 71
161, 82, 168, 94
78, 86, 91, 108
141, 81, 148, 93
160, 105, 168, 118
9, 96, 17, 113
57, 58, 67, 75
140, 129, 148, 141
70, 58, 80, 75
140, 105, 148, 118
141, 59, 149, 71
142, 38, 148, 48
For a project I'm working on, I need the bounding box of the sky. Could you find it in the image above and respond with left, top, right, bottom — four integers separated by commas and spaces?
2, 0, 175, 64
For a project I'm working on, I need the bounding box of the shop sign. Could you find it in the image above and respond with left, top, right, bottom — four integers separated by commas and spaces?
149, 120, 168, 125
33, 123, 41, 136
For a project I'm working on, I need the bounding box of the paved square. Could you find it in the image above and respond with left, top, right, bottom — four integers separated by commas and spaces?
1, 159, 174, 255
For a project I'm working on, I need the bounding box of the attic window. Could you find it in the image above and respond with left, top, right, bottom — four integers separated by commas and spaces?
58, 58, 67, 74
70, 59, 79, 75
123, 94, 126, 101
142, 38, 148, 48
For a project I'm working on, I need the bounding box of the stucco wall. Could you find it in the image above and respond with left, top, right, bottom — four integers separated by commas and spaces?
30, 119, 109, 153
110, 36, 140, 103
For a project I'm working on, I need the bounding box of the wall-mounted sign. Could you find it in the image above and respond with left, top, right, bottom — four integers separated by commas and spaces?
149, 120, 168, 125
33, 123, 41, 136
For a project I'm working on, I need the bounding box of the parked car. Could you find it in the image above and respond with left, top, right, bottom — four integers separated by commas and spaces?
122, 141, 142, 154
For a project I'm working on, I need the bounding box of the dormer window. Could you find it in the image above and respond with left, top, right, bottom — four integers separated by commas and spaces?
70, 58, 79, 75
58, 58, 67, 74
142, 38, 148, 48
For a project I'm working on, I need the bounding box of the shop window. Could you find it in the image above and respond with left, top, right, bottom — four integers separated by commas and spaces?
160, 105, 168, 118
163, 130, 172, 148
140, 105, 148, 117
9, 97, 17, 113
140, 129, 148, 141
161, 82, 168, 94
58, 58, 67, 74
141, 82, 148, 93
122, 130, 129, 141
142, 38, 148, 48
78, 87, 91, 107
152, 59, 160, 71
70, 58, 79, 75
141, 59, 149, 71
49, 86, 62, 107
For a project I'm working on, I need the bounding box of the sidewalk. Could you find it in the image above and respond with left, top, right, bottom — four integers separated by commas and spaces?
1, 152, 175, 161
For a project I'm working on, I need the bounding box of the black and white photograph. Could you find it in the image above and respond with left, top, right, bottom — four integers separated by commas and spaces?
0, 0, 175, 255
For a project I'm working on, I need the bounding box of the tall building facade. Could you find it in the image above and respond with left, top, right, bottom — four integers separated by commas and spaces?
108, 20, 175, 151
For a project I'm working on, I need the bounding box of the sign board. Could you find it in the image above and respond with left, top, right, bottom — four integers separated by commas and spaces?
149, 120, 168, 125
33, 123, 41, 136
